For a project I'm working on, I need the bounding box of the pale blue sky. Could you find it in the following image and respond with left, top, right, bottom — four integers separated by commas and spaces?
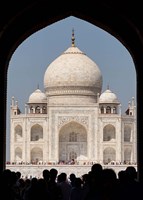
6, 16, 136, 161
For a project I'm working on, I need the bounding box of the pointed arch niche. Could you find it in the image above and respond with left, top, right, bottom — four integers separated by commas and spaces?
31, 124, 43, 141
103, 147, 116, 164
15, 147, 22, 163
103, 124, 116, 142
31, 147, 43, 164
15, 125, 22, 142
59, 121, 87, 163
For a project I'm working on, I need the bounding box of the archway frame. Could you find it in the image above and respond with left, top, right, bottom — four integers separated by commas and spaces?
0, 1, 143, 182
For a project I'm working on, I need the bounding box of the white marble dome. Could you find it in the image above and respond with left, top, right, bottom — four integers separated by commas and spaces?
99, 89, 120, 104
43, 44, 102, 98
28, 89, 47, 103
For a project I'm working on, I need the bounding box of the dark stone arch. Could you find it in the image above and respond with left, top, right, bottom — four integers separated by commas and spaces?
0, 1, 143, 182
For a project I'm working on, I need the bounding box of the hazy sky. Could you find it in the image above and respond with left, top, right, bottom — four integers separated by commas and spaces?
6, 16, 136, 161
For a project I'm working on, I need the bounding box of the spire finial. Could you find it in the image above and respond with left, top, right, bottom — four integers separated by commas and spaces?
107, 83, 110, 90
71, 28, 75, 47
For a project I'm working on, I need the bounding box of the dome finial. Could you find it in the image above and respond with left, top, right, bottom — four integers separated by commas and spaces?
107, 83, 110, 90
71, 28, 75, 47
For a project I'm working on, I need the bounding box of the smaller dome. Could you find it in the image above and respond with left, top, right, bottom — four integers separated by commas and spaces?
28, 89, 47, 103
99, 89, 120, 104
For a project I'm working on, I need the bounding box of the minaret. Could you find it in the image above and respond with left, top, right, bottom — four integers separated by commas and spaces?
130, 97, 136, 116
125, 97, 136, 116
10, 96, 21, 116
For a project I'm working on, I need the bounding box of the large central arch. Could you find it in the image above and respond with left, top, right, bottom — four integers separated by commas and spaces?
59, 121, 87, 163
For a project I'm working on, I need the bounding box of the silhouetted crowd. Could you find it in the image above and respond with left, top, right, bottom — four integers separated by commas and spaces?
0, 163, 142, 200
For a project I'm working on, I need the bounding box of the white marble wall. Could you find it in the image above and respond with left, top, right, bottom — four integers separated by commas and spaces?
6, 164, 137, 179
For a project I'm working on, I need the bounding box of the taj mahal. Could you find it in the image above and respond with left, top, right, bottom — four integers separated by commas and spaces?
8, 31, 137, 177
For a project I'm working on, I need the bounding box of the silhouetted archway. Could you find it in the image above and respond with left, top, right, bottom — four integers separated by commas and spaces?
0, 1, 143, 182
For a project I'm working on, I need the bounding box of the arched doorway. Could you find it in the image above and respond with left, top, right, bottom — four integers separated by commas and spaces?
31, 147, 43, 164
103, 147, 116, 164
59, 121, 87, 164
103, 124, 116, 142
